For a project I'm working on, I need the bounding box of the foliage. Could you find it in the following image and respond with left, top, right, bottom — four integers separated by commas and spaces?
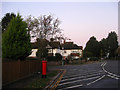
36, 39, 49, 59
55, 53, 62, 60
36, 47, 48, 59
47, 56, 57, 61
47, 53, 62, 61
84, 36, 100, 57
1, 13, 16, 32
84, 31, 119, 58
83, 51, 93, 58
99, 38, 108, 57
89, 57, 98, 61
25, 15, 64, 43
106, 32, 118, 57
2, 14, 31, 60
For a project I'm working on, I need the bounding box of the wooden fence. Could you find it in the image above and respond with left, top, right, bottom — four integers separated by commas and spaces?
2, 60, 41, 85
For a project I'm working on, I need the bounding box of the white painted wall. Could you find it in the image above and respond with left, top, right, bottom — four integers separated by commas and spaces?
62, 49, 82, 57
48, 48, 61, 56
47, 48, 82, 58
29, 49, 38, 57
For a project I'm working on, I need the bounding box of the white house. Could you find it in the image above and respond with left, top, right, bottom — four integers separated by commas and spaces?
29, 40, 83, 59
47, 41, 61, 56
28, 42, 38, 57
60, 42, 83, 60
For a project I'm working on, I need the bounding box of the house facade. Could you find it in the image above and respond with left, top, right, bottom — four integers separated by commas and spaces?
60, 42, 83, 60
29, 40, 83, 60
28, 49, 38, 57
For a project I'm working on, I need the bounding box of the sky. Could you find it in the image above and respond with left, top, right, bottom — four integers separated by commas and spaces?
1, 1, 119, 48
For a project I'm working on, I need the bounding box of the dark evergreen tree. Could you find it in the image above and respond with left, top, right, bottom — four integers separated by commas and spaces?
99, 38, 108, 57
84, 36, 100, 57
1, 13, 16, 32
106, 31, 118, 57
2, 14, 31, 60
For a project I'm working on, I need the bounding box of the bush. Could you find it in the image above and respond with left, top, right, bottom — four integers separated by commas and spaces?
89, 57, 98, 61
47, 56, 57, 61
55, 53, 62, 61
25, 57, 39, 61
83, 51, 93, 59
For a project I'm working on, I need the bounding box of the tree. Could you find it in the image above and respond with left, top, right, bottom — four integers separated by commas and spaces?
83, 50, 93, 58
36, 39, 49, 59
99, 38, 108, 57
2, 14, 31, 60
25, 15, 63, 42
84, 36, 100, 57
1, 13, 16, 32
106, 31, 118, 57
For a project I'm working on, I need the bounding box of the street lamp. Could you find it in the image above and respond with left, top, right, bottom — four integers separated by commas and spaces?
61, 47, 64, 66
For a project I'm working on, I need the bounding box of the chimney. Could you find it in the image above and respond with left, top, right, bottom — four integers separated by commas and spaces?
64, 40, 66, 44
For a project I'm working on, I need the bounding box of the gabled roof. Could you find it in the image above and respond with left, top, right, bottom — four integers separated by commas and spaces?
31, 40, 83, 50
61, 42, 82, 50
49, 41, 60, 49
31, 38, 49, 49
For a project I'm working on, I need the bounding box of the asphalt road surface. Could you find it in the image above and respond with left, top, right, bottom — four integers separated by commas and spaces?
49, 60, 120, 89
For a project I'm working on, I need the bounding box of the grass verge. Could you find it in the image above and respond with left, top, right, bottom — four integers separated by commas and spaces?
24, 70, 60, 89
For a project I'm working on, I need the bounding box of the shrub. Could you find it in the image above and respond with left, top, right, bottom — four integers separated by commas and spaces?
55, 53, 62, 61
47, 56, 57, 61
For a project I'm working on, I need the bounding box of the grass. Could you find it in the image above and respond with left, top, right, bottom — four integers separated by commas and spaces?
47, 70, 60, 77
24, 70, 60, 89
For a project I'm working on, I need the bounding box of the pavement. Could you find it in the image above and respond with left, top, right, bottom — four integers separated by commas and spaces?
48, 60, 120, 89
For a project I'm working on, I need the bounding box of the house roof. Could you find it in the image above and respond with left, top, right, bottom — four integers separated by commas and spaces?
49, 41, 60, 49
31, 40, 83, 50
31, 42, 38, 49
61, 42, 82, 50
31, 38, 49, 49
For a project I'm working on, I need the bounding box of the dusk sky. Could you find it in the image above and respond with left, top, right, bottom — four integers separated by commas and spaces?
1, 1, 118, 48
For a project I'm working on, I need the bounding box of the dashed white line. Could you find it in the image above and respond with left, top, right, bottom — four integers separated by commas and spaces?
87, 75, 105, 85
101, 63, 104, 66
61, 73, 104, 82
63, 70, 103, 79
58, 76, 100, 86
61, 84, 83, 90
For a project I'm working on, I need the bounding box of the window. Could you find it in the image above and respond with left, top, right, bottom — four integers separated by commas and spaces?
64, 50, 66, 53
48, 49, 51, 52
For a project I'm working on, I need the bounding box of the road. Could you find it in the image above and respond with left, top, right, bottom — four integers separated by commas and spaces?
48, 60, 120, 89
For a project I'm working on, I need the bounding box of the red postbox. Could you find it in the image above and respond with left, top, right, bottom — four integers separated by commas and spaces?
42, 61, 47, 78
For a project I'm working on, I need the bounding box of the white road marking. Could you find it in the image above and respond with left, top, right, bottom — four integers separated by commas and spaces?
102, 62, 120, 79
102, 62, 106, 66
87, 75, 105, 85
101, 63, 104, 66
61, 73, 104, 82
63, 70, 103, 79
58, 76, 100, 86
61, 84, 83, 90
107, 75, 119, 80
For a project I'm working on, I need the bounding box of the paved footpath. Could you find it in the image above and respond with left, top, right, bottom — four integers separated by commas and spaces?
48, 60, 120, 89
